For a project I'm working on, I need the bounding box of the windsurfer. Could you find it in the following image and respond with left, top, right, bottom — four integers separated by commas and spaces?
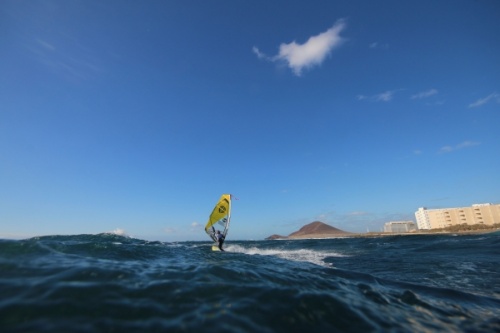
215, 230, 225, 251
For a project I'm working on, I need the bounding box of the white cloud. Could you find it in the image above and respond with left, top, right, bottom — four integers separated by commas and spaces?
252, 46, 268, 60
253, 19, 347, 76
190, 222, 203, 232
411, 89, 438, 99
357, 90, 399, 102
375, 90, 395, 102
348, 211, 369, 216
468, 92, 500, 108
439, 146, 454, 154
456, 141, 480, 149
164, 227, 177, 234
369, 42, 389, 49
36, 38, 55, 51
438, 141, 480, 154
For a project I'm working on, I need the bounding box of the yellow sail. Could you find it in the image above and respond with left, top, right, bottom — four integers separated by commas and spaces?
204, 194, 232, 242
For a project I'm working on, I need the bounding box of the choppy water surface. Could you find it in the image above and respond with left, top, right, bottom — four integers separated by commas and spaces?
1, 232, 499, 332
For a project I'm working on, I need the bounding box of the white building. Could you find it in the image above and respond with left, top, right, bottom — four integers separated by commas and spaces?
384, 221, 417, 233
415, 208, 431, 230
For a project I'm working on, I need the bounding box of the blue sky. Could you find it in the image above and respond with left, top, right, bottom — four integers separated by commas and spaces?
1, 0, 499, 241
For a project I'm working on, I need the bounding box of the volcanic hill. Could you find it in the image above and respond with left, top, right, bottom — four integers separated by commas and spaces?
265, 221, 350, 240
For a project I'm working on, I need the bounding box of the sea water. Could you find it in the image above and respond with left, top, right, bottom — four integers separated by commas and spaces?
1, 232, 499, 332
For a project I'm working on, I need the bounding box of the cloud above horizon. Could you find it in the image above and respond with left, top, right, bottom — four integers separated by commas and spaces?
357, 90, 399, 102
190, 222, 203, 232
411, 89, 438, 99
253, 19, 347, 76
438, 141, 480, 154
164, 227, 177, 234
369, 41, 389, 49
468, 92, 500, 108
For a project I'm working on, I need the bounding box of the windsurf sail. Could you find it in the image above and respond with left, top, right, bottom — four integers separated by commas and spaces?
205, 194, 232, 243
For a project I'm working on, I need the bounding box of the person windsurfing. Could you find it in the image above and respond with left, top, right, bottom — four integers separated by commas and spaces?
215, 230, 225, 251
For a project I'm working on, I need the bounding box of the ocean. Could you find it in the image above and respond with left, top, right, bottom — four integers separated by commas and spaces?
1, 232, 499, 333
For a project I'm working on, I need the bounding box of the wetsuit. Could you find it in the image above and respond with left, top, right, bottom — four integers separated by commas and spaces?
216, 233, 225, 251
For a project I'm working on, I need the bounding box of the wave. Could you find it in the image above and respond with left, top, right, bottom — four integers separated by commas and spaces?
226, 243, 347, 267
1, 233, 500, 332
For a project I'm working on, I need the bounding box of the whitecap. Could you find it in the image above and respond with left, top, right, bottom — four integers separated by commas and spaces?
225, 244, 347, 267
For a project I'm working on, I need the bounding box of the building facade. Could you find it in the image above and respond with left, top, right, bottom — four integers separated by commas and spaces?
415, 203, 500, 230
384, 221, 417, 233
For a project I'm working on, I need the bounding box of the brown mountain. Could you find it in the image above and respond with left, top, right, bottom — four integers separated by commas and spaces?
266, 221, 350, 240
289, 221, 349, 238
265, 234, 287, 240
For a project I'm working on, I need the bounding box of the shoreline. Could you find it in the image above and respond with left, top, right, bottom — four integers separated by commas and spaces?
279, 228, 500, 240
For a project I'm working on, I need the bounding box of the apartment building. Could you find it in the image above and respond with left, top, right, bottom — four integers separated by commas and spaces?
384, 221, 417, 233
415, 203, 500, 230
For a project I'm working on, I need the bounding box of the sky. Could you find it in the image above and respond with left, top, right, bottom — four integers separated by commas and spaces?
1, 0, 499, 241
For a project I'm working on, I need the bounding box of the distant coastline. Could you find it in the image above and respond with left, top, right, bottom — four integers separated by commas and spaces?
266, 221, 500, 240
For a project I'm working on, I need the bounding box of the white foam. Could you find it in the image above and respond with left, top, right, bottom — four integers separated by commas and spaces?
225, 244, 347, 267
456, 261, 478, 272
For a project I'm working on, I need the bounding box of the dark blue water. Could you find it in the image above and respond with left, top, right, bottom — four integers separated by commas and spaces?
1, 232, 499, 332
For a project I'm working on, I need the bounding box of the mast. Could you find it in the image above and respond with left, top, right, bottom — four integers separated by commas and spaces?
224, 195, 231, 237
